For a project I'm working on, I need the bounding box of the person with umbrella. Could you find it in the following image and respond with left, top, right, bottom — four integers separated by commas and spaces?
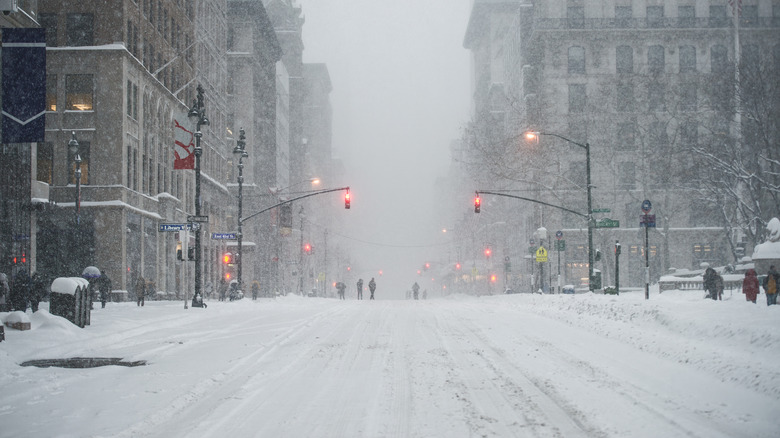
98, 270, 112, 308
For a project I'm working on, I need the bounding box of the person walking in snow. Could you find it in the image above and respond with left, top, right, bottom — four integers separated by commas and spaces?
368, 278, 377, 300
98, 270, 112, 308
742, 269, 759, 304
412, 282, 420, 300
714, 270, 724, 301
703, 267, 717, 300
218, 278, 228, 301
0, 272, 10, 312
336, 282, 346, 300
762, 265, 779, 306
356, 278, 364, 300
29, 272, 46, 312
11, 270, 30, 312
135, 274, 146, 306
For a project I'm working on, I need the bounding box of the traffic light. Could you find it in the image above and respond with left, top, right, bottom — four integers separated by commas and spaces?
474, 193, 481, 213
484, 247, 492, 258
304, 243, 312, 254
424, 262, 430, 270
344, 191, 351, 209
490, 274, 497, 283
455, 262, 461, 270
223, 252, 233, 265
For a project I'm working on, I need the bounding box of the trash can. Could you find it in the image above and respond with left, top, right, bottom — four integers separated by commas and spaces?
50, 277, 91, 328
592, 269, 602, 290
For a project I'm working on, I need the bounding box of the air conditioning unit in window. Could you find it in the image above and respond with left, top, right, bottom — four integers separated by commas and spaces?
0, 0, 18, 14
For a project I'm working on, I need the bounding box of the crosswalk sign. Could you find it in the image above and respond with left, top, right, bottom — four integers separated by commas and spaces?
535, 246, 548, 262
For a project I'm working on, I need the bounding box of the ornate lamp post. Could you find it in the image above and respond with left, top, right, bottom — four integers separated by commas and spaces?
68, 131, 82, 226
526, 131, 594, 292
187, 84, 209, 306
232, 128, 247, 291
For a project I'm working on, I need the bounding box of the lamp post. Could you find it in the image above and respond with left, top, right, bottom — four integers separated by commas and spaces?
232, 128, 247, 291
68, 131, 82, 226
526, 131, 594, 292
187, 84, 209, 306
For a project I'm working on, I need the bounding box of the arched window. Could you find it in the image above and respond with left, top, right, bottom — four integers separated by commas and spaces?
679, 45, 696, 73
568, 46, 585, 74
648, 45, 665, 74
616, 45, 633, 73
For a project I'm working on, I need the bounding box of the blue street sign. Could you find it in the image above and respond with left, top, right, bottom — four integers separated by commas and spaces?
211, 232, 237, 240
159, 223, 191, 232
641, 199, 652, 213
555, 230, 563, 240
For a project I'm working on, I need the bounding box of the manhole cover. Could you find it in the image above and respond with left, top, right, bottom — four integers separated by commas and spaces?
20, 357, 147, 368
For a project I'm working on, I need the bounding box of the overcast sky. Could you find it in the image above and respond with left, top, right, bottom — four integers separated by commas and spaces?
297, 0, 472, 295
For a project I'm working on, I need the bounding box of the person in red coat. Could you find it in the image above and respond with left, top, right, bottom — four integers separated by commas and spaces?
742, 269, 760, 303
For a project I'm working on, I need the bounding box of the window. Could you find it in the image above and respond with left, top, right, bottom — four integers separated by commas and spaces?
46, 74, 57, 111
568, 46, 585, 74
741, 44, 759, 68
679, 45, 696, 73
127, 81, 133, 116
568, 84, 586, 113
741, 5, 758, 27
680, 83, 697, 112
775, 44, 780, 72
711, 45, 728, 74
709, 5, 727, 27
647, 6, 664, 27
618, 162, 636, 189
648, 82, 665, 111
616, 121, 636, 150
68, 141, 90, 185
133, 84, 138, 120
66, 13, 93, 46
127, 146, 132, 188
678, 6, 695, 27
37, 142, 53, 185
616, 82, 634, 112
568, 6, 584, 29
616, 45, 633, 73
65, 74, 93, 111
39, 13, 58, 47
615, 6, 632, 27
648, 45, 665, 74
649, 121, 668, 148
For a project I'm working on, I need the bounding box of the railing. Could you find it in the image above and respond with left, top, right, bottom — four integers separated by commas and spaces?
533, 17, 779, 31
658, 276, 743, 292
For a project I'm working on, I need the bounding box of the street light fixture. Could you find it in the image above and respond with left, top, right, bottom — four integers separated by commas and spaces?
68, 131, 82, 225
232, 128, 248, 292
526, 131, 595, 292
187, 84, 210, 307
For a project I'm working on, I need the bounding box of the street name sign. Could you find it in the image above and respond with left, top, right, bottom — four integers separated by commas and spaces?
592, 208, 611, 213
187, 215, 209, 223
640, 214, 657, 228
595, 218, 620, 228
211, 232, 237, 240
159, 223, 190, 232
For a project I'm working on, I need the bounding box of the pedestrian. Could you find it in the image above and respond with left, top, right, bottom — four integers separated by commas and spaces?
99, 270, 112, 308
703, 267, 717, 300
11, 270, 30, 312
0, 272, 9, 312
742, 269, 759, 303
423, 289, 428, 300
714, 270, 724, 301
30, 272, 46, 312
136, 274, 146, 306
356, 278, 363, 300
336, 282, 346, 300
218, 278, 228, 301
412, 282, 420, 300
368, 277, 376, 300
762, 265, 779, 306
252, 281, 259, 300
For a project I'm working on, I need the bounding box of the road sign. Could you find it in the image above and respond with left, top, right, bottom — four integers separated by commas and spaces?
595, 218, 620, 228
555, 240, 566, 251
159, 223, 191, 232
592, 208, 611, 213
555, 230, 563, 240
535, 246, 548, 262
641, 200, 652, 213
187, 215, 209, 223
211, 232, 237, 240
529, 246, 536, 255
640, 214, 657, 228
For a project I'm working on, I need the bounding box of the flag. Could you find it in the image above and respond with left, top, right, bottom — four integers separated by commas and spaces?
173, 114, 194, 169
728, 0, 742, 15
2, 28, 46, 143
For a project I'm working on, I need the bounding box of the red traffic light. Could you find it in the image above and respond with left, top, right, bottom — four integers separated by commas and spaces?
344, 191, 351, 209
474, 193, 481, 213
223, 252, 233, 264
490, 274, 497, 283
484, 248, 492, 258
455, 263, 461, 270
304, 243, 312, 254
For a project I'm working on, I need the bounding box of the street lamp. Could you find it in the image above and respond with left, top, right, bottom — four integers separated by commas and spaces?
68, 131, 82, 225
187, 84, 210, 306
232, 128, 247, 291
526, 131, 594, 292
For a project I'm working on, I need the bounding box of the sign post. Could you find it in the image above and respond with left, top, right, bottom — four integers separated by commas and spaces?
640, 200, 655, 300
555, 231, 563, 293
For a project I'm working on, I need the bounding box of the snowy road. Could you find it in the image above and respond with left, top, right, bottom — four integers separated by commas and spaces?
1, 292, 778, 438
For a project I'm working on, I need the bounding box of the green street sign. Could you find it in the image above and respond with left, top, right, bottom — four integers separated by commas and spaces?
592, 208, 611, 213
595, 218, 620, 228
555, 240, 566, 251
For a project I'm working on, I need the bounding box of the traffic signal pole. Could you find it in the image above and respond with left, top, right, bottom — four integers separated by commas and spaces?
241, 187, 351, 225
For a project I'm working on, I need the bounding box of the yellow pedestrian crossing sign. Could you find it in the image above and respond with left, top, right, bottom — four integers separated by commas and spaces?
535, 246, 548, 262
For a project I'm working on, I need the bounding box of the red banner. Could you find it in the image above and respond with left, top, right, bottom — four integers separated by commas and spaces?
173, 116, 194, 170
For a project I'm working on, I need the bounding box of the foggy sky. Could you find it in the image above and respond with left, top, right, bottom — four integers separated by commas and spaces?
298, 0, 472, 296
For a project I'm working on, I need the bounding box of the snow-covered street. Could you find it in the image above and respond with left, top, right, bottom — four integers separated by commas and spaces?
1, 289, 778, 438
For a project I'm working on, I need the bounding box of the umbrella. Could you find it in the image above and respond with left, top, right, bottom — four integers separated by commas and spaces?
82, 266, 101, 279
